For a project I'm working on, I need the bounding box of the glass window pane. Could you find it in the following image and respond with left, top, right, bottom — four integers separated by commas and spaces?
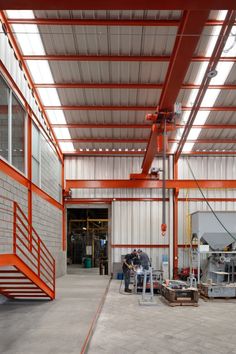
12, 94, 25, 173
32, 123, 40, 159
32, 157, 40, 185
0, 76, 9, 161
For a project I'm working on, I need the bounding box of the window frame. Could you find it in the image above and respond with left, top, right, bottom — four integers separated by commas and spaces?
0, 74, 27, 176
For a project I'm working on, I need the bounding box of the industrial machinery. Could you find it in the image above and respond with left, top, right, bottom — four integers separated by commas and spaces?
133, 266, 163, 294
191, 211, 236, 298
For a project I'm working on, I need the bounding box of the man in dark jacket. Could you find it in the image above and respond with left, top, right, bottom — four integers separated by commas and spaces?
122, 250, 137, 293
137, 249, 150, 270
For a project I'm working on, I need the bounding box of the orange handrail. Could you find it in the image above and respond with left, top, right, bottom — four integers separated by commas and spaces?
0, 196, 56, 297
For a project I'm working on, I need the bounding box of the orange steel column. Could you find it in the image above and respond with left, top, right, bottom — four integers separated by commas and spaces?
13, 201, 17, 254
27, 113, 33, 250
173, 160, 179, 279
62, 158, 66, 251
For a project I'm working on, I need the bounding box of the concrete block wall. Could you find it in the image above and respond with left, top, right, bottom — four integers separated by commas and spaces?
41, 135, 61, 202
32, 193, 65, 277
0, 170, 28, 254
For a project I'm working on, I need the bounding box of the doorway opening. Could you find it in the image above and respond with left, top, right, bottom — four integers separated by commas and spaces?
67, 208, 109, 271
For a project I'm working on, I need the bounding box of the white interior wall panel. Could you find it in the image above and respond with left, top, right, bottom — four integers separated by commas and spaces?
65, 156, 165, 180
112, 201, 169, 269
179, 156, 236, 180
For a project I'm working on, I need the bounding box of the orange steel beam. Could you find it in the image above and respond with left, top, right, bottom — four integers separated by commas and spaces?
53, 123, 236, 129
45, 105, 236, 111
61, 155, 66, 251
58, 138, 236, 144
142, 125, 158, 174
7, 18, 236, 26
35, 82, 236, 90
63, 150, 236, 156
159, 11, 210, 111
23, 54, 236, 62
173, 189, 179, 278
140, 10, 209, 175
27, 113, 33, 250
0, 157, 63, 210
1, 0, 236, 10
173, 159, 179, 279
8, 18, 180, 26
65, 179, 236, 190
175, 10, 236, 162
0, 12, 63, 163
67, 197, 234, 204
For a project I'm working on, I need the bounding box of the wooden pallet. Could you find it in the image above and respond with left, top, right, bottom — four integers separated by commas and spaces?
161, 296, 199, 307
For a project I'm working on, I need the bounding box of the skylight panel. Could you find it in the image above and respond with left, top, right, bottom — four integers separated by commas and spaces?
46, 110, 67, 124
59, 142, 75, 152
201, 89, 221, 107
187, 128, 202, 140
6, 10, 74, 153
182, 142, 194, 152
223, 26, 236, 57
194, 111, 210, 125
181, 11, 236, 153
53, 128, 71, 140
26, 61, 54, 84
37, 88, 61, 106
210, 62, 234, 85
6, 10, 35, 19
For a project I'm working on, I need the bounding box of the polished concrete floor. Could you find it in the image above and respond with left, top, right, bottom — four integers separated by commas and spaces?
0, 266, 109, 354
88, 280, 236, 354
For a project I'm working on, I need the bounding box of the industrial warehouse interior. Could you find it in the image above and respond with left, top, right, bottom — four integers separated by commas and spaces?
0, 1, 236, 353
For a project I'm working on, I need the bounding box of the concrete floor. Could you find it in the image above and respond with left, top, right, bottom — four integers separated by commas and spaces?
88, 280, 236, 354
0, 266, 110, 354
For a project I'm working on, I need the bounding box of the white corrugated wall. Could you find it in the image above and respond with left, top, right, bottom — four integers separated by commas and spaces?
65, 156, 168, 198
65, 155, 236, 273
112, 201, 170, 270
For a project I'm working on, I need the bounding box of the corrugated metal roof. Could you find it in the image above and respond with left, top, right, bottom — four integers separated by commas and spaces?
68, 128, 150, 139
46, 61, 169, 83
193, 142, 236, 151
55, 88, 161, 105
34, 10, 182, 20
38, 25, 177, 56
60, 110, 150, 125
8, 9, 236, 155
204, 111, 236, 125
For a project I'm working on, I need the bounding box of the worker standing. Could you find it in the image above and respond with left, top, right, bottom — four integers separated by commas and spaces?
122, 250, 137, 293
137, 249, 150, 270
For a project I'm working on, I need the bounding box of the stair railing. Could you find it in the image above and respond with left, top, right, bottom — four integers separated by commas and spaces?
0, 195, 55, 297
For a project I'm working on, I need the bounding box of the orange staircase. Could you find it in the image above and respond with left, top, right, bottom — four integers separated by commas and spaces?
0, 196, 55, 300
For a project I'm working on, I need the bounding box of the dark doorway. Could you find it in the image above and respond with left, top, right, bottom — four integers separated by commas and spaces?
67, 208, 108, 269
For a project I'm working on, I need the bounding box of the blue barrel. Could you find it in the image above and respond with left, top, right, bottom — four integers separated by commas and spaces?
117, 272, 123, 280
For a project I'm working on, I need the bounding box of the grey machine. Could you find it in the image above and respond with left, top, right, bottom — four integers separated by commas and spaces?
191, 211, 236, 298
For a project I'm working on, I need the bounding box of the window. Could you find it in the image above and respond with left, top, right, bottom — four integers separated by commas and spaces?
0, 75, 26, 174
12, 94, 26, 173
32, 123, 40, 185
0, 76, 10, 161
